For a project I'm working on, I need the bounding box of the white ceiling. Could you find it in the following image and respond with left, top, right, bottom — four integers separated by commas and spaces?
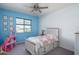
0, 3, 76, 16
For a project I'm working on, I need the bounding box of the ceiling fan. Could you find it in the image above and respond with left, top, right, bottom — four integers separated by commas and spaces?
26, 3, 48, 14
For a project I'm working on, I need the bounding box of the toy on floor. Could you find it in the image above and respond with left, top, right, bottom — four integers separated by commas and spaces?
0, 34, 16, 54
4, 34, 16, 52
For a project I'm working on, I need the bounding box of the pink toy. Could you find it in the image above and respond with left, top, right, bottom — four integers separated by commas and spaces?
3, 34, 16, 52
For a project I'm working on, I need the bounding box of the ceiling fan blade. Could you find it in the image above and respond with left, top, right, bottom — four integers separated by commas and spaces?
39, 7, 48, 9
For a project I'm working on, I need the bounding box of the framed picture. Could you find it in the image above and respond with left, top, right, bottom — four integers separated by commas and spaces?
3, 16, 8, 20
9, 16, 13, 26
3, 16, 8, 32
9, 16, 14, 32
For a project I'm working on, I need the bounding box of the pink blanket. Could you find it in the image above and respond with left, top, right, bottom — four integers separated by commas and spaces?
40, 35, 52, 45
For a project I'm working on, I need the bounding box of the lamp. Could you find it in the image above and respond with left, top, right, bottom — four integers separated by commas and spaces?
41, 30, 45, 35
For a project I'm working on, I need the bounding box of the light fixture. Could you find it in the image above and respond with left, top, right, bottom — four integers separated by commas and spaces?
32, 10, 41, 16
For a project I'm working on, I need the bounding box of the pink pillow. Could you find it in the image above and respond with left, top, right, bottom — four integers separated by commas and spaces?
40, 36, 49, 43
46, 34, 58, 41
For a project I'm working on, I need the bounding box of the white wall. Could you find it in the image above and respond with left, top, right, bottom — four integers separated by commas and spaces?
40, 4, 79, 51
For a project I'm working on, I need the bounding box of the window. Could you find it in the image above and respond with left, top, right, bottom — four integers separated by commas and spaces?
16, 18, 32, 33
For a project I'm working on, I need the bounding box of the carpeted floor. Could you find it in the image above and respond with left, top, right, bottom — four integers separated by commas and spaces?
7, 43, 74, 55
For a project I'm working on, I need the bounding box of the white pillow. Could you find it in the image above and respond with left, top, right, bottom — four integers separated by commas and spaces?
46, 34, 58, 41
46, 34, 53, 40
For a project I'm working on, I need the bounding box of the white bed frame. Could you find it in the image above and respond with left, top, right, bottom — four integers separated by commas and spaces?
25, 28, 59, 55
46, 28, 59, 47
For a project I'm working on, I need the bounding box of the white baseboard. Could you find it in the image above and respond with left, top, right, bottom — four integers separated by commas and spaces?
60, 45, 74, 52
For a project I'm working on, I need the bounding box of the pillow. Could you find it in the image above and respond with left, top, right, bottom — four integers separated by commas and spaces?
46, 34, 58, 41
40, 35, 49, 42
46, 34, 53, 40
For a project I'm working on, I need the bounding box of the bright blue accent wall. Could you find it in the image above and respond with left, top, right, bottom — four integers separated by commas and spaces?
0, 8, 39, 42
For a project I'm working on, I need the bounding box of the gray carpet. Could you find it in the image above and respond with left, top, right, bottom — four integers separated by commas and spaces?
46, 47, 74, 55
7, 43, 74, 55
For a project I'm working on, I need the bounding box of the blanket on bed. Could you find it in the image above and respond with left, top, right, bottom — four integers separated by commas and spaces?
26, 34, 58, 53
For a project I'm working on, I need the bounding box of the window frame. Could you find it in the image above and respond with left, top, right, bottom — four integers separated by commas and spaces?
16, 17, 32, 33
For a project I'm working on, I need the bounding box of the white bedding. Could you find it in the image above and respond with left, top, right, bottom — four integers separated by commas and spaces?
26, 36, 44, 53
25, 35, 58, 55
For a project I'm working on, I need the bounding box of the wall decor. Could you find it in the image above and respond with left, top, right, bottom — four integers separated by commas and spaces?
9, 16, 14, 32
3, 16, 8, 32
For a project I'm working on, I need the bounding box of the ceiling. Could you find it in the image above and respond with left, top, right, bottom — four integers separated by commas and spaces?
0, 3, 76, 16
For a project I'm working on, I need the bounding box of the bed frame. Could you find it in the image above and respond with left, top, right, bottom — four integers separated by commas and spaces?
25, 28, 59, 55
46, 28, 60, 47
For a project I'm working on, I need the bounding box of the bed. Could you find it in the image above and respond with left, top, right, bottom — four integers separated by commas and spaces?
25, 28, 59, 55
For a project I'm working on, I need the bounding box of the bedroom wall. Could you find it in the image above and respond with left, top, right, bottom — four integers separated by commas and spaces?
0, 8, 39, 43
40, 4, 79, 51
0, 10, 2, 35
